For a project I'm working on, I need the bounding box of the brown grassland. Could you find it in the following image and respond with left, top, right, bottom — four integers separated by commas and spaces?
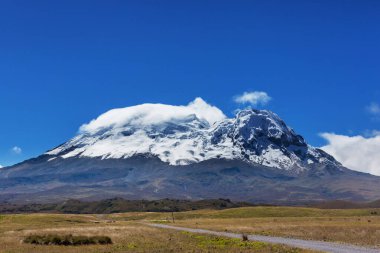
111, 207, 380, 247
1, 206, 380, 252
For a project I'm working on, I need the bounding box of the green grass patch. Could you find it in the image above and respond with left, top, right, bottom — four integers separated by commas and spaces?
189, 233, 267, 249
150, 219, 171, 224
187, 233, 303, 252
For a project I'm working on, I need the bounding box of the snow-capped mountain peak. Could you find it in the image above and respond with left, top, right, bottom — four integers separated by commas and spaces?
46, 99, 339, 171
232, 109, 305, 145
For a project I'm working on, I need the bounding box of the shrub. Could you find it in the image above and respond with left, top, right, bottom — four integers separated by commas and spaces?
94, 236, 113, 245
23, 234, 112, 246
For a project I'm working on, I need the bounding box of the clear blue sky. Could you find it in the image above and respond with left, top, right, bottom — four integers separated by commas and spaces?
0, 0, 379, 166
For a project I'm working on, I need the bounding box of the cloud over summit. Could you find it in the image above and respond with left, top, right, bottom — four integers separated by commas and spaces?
234, 91, 271, 106
80, 98, 226, 134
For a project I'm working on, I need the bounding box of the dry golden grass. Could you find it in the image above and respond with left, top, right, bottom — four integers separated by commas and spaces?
172, 217, 380, 246
108, 206, 380, 247
161, 210, 380, 247
2, 206, 378, 252
0, 213, 316, 253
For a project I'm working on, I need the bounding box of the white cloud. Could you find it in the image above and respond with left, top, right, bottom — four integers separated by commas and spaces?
234, 91, 271, 106
320, 132, 380, 176
367, 102, 380, 117
80, 97, 226, 134
11, 146, 22, 154
0, 165, 2, 168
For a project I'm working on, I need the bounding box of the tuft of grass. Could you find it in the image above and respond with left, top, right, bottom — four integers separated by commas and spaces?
23, 234, 112, 246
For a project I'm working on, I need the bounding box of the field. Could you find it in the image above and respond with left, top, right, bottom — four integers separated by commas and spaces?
1, 206, 380, 253
155, 207, 380, 247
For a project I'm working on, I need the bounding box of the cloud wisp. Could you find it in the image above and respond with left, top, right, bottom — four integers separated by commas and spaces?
234, 91, 271, 106
11, 146, 22, 155
320, 132, 380, 176
367, 102, 380, 119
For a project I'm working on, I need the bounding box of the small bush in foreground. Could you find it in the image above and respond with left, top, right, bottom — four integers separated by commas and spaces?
23, 234, 112, 246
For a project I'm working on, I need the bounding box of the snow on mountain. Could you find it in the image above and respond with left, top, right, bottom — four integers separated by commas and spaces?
46, 98, 339, 171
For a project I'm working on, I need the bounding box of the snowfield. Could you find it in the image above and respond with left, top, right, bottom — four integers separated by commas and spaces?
47, 98, 339, 172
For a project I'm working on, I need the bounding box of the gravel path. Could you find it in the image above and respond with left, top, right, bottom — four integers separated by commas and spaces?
148, 223, 380, 253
